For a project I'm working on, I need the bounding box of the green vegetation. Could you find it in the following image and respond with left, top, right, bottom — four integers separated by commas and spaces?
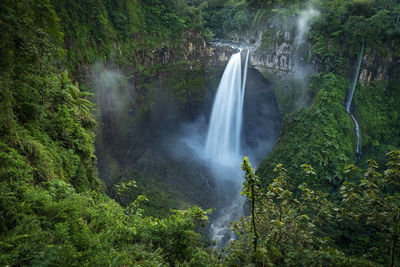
52, 0, 207, 80
0, 179, 214, 265
355, 80, 400, 168
258, 74, 355, 190
225, 152, 400, 266
255, 0, 400, 189
0, 0, 214, 265
1, 0, 400, 265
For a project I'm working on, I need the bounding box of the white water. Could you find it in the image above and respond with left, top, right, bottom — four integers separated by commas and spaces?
351, 114, 362, 154
205, 50, 250, 246
346, 43, 364, 156
209, 193, 244, 246
346, 43, 364, 112
205, 50, 249, 167
241, 51, 250, 114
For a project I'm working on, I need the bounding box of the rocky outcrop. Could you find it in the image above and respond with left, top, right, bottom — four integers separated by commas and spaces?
251, 42, 294, 75
251, 31, 295, 75
206, 31, 295, 75
129, 31, 212, 68
359, 49, 394, 85
182, 31, 213, 61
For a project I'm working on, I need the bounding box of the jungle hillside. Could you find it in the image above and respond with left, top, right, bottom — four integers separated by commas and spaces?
1, 0, 400, 266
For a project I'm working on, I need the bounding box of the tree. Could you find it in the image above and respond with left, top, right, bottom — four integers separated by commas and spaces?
340, 150, 400, 266
228, 158, 372, 266
241, 156, 260, 254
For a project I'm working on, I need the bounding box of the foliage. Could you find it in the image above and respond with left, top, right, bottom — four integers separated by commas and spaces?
338, 151, 400, 265
0, 0, 98, 192
225, 153, 400, 266
254, 0, 400, 192
241, 157, 261, 254
200, 0, 253, 37
309, 0, 400, 72
52, 0, 207, 80
0, 1, 215, 265
257, 73, 354, 190
225, 157, 378, 266
354, 80, 400, 168
0, 179, 213, 265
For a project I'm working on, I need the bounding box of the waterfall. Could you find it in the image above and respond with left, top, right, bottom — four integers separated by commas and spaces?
205, 50, 250, 247
346, 43, 364, 112
351, 114, 362, 154
346, 43, 364, 156
241, 50, 250, 113
205, 50, 249, 167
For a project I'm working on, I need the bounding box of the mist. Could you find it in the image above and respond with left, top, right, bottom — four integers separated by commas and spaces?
294, 6, 320, 47
90, 40, 281, 249
291, 4, 320, 109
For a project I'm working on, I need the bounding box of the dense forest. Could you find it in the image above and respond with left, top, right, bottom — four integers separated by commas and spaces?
1, 0, 400, 266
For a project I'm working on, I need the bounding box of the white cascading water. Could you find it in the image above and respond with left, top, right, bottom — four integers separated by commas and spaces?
346, 43, 364, 156
346, 43, 364, 112
351, 114, 362, 154
205, 50, 249, 167
205, 50, 250, 246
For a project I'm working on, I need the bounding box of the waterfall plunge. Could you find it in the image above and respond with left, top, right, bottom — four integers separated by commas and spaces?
205, 50, 250, 247
205, 50, 249, 169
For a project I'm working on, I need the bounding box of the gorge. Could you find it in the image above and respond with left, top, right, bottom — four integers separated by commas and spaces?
1, 0, 400, 266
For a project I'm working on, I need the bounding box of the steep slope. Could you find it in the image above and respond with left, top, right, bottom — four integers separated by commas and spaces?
47, 0, 220, 215
214, 0, 400, 189
0, 1, 215, 265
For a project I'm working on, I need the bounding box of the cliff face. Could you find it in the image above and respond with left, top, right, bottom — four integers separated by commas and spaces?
210, 31, 398, 86
93, 31, 212, 162
131, 31, 212, 67
91, 29, 283, 214
92, 31, 212, 168
359, 49, 398, 85
207, 31, 295, 75
352, 47, 400, 164
251, 31, 295, 75
91, 30, 230, 214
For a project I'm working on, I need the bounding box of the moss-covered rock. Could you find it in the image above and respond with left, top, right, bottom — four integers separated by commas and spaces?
257, 74, 355, 191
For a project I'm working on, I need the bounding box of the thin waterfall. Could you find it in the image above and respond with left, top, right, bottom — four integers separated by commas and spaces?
205, 50, 249, 167
346, 43, 365, 112
241, 50, 250, 105
351, 114, 362, 154
238, 50, 250, 140
346, 43, 364, 156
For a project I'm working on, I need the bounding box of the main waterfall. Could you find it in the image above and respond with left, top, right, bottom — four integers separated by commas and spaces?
205, 50, 249, 167
205, 50, 250, 246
